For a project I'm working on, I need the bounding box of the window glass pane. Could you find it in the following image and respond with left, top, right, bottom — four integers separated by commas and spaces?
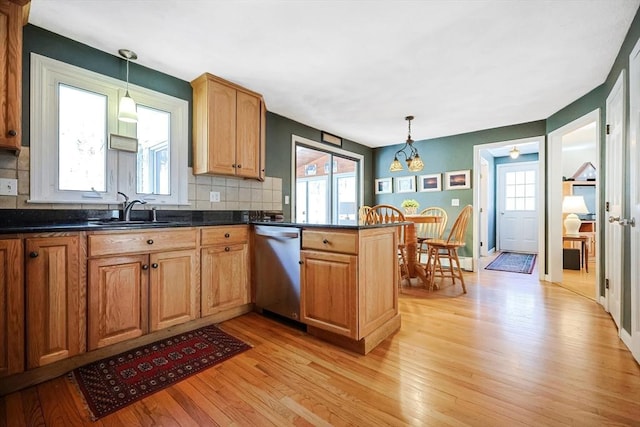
506, 185, 516, 197
505, 199, 515, 210
506, 172, 515, 185
137, 106, 170, 195
515, 198, 525, 210
515, 171, 525, 184
525, 184, 535, 197
525, 198, 535, 210
58, 84, 107, 191
525, 170, 535, 182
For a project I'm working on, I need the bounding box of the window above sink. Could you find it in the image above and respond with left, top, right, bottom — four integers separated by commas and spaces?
29, 54, 188, 207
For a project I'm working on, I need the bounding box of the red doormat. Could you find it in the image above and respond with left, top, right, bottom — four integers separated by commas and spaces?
485, 252, 537, 274
69, 325, 251, 420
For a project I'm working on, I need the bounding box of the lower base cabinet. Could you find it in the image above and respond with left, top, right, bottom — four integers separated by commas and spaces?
0, 238, 24, 378
26, 235, 85, 369
200, 225, 250, 317
88, 255, 149, 350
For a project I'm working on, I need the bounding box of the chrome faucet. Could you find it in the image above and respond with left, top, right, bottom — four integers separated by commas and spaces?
118, 192, 147, 221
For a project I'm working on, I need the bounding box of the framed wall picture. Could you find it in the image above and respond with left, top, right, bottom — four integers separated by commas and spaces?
394, 176, 416, 193
444, 169, 471, 190
375, 177, 392, 194
418, 173, 441, 192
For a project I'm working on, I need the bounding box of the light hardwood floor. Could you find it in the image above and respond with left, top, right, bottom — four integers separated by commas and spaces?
2, 266, 639, 426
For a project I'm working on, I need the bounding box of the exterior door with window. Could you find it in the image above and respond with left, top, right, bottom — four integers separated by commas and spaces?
497, 162, 539, 253
294, 144, 359, 225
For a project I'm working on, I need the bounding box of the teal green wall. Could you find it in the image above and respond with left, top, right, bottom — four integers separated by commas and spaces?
374, 121, 545, 257
265, 112, 375, 221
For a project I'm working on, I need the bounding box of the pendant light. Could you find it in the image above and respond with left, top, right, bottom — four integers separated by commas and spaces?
389, 115, 424, 172
118, 49, 138, 123
509, 146, 520, 159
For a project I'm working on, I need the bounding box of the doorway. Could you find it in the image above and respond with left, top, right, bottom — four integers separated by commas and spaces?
547, 110, 600, 300
473, 136, 545, 279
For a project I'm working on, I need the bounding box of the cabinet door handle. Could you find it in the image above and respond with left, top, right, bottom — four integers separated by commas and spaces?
232, 164, 237, 168
142, 264, 149, 270
322, 239, 329, 244
225, 247, 230, 252
298, 260, 304, 265
224, 233, 230, 238
8, 130, 17, 137
29, 251, 38, 258
237, 164, 242, 168
151, 263, 158, 268
147, 239, 154, 245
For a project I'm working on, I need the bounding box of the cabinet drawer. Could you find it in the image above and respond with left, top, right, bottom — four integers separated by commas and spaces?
201, 225, 249, 246
302, 230, 358, 254
88, 228, 197, 257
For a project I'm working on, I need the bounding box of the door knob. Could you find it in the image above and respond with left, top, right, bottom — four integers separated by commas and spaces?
619, 218, 636, 227
609, 216, 620, 223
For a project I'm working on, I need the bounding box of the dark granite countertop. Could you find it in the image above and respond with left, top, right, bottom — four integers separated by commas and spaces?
0, 210, 402, 234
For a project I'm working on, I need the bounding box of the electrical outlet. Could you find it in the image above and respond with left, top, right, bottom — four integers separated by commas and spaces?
451, 198, 460, 207
0, 178, 18, 196
209, 191, 220, 202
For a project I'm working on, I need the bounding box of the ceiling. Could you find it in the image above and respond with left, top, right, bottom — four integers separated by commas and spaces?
28, 0, 639, 148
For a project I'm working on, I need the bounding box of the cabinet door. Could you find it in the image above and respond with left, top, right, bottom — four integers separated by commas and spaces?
201, 243, 249, 317
206, 80, 237, 175
235, 91, 262, 179
25, 235, 84, 368
0, 0, 23, 151
0, 238, 23, 377
149, 249, 199, 331
300, 250, 357, 339
88, 255, 149, 350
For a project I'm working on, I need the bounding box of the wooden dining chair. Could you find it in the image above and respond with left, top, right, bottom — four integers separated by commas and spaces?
416, 207, 448, 262
358, 205, 372, 223
364, 204, 409, 284
423, 205, 472, 293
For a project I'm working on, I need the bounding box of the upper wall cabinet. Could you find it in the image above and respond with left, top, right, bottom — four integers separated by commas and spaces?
191, 73, 266, 180
0, 0, 29, 153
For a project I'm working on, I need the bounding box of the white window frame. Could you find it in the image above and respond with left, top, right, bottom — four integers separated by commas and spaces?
30, 53, 188, 205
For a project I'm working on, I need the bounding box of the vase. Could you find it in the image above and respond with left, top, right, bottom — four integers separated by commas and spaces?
404, 207, 417, 215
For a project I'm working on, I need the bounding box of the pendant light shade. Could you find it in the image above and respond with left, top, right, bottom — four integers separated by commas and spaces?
509, 146, 520, 159
118, 49, 138, 123
389, 115, 424, 172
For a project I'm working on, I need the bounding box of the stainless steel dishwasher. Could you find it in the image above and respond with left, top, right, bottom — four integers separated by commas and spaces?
254, 225, 302, 321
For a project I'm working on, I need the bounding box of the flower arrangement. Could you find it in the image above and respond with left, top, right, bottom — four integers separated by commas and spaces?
401, 199, 419, 214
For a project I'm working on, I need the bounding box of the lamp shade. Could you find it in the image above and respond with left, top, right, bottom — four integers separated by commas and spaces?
562, 195, 589, 236
562, 195, 589, 214
118, 93, 138, 123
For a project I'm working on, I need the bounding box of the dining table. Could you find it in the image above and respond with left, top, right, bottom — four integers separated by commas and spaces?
403, 215, 444, 286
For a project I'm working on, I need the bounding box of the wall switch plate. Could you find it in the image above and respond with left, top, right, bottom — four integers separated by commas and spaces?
451, 198, 460, 207
284, 195, 290, 205
0, 178, 18, 196
209, 191, 220, 202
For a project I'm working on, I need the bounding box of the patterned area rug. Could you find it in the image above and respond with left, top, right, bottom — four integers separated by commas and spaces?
70, 325, 251, 420
485, 252, 537, 274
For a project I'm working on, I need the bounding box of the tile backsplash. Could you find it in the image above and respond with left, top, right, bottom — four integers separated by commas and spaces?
0, 148, 283, 212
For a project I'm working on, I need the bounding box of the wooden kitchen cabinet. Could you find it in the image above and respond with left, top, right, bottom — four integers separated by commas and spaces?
300, 227, 399, 350
87, 228, 198, 349
0, 0, 29, 152
300, 250, 358, 338
25, 235, 85, 368
149, 249, 199, 332
200, 225, 250, 317
0, 238, 23, 377
191, 73, 266, 180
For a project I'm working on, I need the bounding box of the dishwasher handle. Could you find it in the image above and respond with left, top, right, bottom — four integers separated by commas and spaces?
254, 229, 300, 239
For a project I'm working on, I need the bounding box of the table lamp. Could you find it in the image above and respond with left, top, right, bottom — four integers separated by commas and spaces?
562, 195, 589, 236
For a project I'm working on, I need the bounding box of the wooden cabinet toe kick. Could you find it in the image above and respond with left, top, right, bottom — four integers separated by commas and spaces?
306, 313, 401, 355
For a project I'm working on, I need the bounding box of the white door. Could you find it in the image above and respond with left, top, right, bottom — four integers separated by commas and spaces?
497, 162, 538, 253
605, 71, 625, 330
480, 158, 489, 256
629, 41, 640, 362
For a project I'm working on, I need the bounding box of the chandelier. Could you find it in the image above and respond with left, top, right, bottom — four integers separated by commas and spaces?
389, 115, 424, 172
